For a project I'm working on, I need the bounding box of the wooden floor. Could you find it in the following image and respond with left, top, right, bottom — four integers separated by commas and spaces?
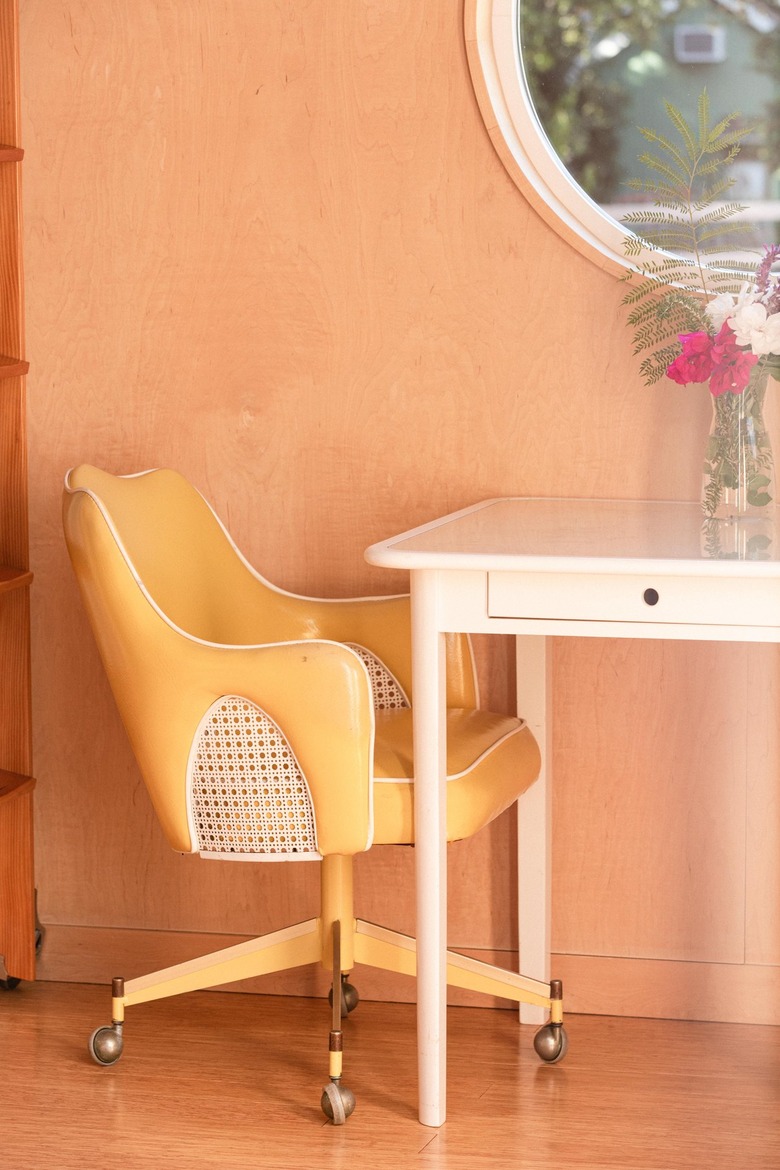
1, 981, 778, 1169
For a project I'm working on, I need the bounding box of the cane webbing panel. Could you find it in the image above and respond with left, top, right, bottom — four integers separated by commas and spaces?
345, 643, 409, 710
188, 696, 319, 857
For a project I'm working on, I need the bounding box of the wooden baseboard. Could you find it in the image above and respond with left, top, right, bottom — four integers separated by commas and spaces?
34, 924, 780, 1024
552, 953, 780, 1026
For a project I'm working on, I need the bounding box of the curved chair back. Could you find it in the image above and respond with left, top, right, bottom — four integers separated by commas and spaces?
63, 466, 379, 857
63, 465, 480, 860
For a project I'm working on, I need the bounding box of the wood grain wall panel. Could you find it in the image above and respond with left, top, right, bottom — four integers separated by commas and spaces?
552, 638, 748, 965
745, 642, 780, 966
18, 0, 780, 1019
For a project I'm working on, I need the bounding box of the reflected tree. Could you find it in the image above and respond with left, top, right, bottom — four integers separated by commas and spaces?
520, 0, 698, 201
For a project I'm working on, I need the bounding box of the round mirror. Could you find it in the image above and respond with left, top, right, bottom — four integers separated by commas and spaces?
465, 0, 780, 272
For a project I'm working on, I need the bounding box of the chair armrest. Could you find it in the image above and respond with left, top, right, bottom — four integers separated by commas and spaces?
286, 593, 478, 709
109, 634, 376, 857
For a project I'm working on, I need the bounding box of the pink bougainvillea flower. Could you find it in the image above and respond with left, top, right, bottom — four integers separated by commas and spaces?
665, 331, 715, 385
708, 322, 758, 396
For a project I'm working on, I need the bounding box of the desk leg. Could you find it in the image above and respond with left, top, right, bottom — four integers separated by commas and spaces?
411, 570, 448, 1127
515, 635, 552, 1025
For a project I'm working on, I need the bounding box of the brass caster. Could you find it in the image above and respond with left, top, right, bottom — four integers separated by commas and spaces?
328, 977, 359, 1016
321, 1080, 356, 1125
533, 1022, 568, 1064
89, 1024, 124, 1066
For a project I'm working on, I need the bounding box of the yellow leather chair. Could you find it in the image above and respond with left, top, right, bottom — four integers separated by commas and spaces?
62, 465, 566, 1123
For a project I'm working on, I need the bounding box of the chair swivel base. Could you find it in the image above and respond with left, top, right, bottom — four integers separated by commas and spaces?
86, 913, 567, 1119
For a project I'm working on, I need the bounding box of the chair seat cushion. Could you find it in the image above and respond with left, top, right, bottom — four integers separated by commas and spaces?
371, 708, 540, 845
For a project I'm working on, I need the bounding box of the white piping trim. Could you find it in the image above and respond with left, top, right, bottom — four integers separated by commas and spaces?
373, 720, 528, 784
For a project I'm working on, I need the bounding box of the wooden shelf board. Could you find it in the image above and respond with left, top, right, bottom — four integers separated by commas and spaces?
0, 145, 23, 162
0, 354, 29, 379
0, 769, 35, 800
0, 567, 32, 592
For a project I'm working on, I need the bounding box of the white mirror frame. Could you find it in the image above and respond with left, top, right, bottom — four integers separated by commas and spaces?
464, 0, 639, 274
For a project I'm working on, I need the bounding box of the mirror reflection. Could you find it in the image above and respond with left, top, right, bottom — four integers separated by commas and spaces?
519, 0, 780, 247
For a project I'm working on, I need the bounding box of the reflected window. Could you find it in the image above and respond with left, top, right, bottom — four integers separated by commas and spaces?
521, 0, 780, 242
466, 0, 780, 268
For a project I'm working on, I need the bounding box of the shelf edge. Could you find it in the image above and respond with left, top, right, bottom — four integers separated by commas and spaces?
0, 770, 36, 800
0, 355, 29, 379
0, 568, 33, 592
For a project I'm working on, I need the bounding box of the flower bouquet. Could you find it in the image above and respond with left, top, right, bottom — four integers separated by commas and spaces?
621, 91, 780, 523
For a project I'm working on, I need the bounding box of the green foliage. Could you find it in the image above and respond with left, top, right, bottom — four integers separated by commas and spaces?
520, 0, 700, 203
621, 90, 757, 385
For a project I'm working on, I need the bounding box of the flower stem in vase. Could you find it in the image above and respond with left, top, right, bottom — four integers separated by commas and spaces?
701, 365, 776, 521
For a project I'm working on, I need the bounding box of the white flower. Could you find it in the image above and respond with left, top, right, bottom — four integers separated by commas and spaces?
735, 282, 759, 311
705, 293, 735, 331
729, 301, 767, 347
757, 312, 780, 356
707, 283, 759, 332
727, 302, 780, 356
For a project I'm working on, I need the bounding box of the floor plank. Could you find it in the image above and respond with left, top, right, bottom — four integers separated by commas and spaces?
1, 982, 778, 1168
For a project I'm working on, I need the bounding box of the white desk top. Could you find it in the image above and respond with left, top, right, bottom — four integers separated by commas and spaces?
365, 497, 780, 577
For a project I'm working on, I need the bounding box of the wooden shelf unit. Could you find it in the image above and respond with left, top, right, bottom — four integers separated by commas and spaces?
0, 0, 35, 984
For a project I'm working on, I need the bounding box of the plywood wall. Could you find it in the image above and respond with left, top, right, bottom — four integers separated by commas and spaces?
18, 0, 780, 1022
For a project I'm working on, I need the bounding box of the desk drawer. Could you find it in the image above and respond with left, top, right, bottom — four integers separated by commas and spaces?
487, 571, 780, 627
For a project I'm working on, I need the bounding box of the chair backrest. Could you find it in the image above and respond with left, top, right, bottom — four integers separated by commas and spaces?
63, 465, 480, 859
64, 465, 309, 646
62, 466, 379, 857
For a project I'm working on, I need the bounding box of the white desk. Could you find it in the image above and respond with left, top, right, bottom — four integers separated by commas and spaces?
365, 496, 780, 1128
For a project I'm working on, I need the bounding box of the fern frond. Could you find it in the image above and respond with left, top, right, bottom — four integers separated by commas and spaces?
637, 126, 690, 174
641, 229, 700, 249
634, 152, 691, 193
626, 298, 677, 327
691, 193, 744, 217
697, 89, 712, 148
693, 179, 737, 208
622, 211, 693, 227
632, 316, 694, 352
621, 280, 669, 305
619, 89, 767, 385
702, 257, 756, 275
624, 179, 688, 204
666, 101, 699, 162
639, 347, 682, 384
645, 201, 696, 215
627, 252, 699, 275
697, 146, 740, 173
696, 223, 752, 245
705, 125, 754, 152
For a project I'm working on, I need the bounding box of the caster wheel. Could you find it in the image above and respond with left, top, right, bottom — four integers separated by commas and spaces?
533, 1022, 568, 1064
321, 1080, 356, 1125
328, 979, 359, 1016
89, 1025, 124, 1066
0, 976, 21, 991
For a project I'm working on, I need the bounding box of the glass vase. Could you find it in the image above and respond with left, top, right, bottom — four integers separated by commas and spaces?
700, 363, 780, 559
701, 364, 777, 520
